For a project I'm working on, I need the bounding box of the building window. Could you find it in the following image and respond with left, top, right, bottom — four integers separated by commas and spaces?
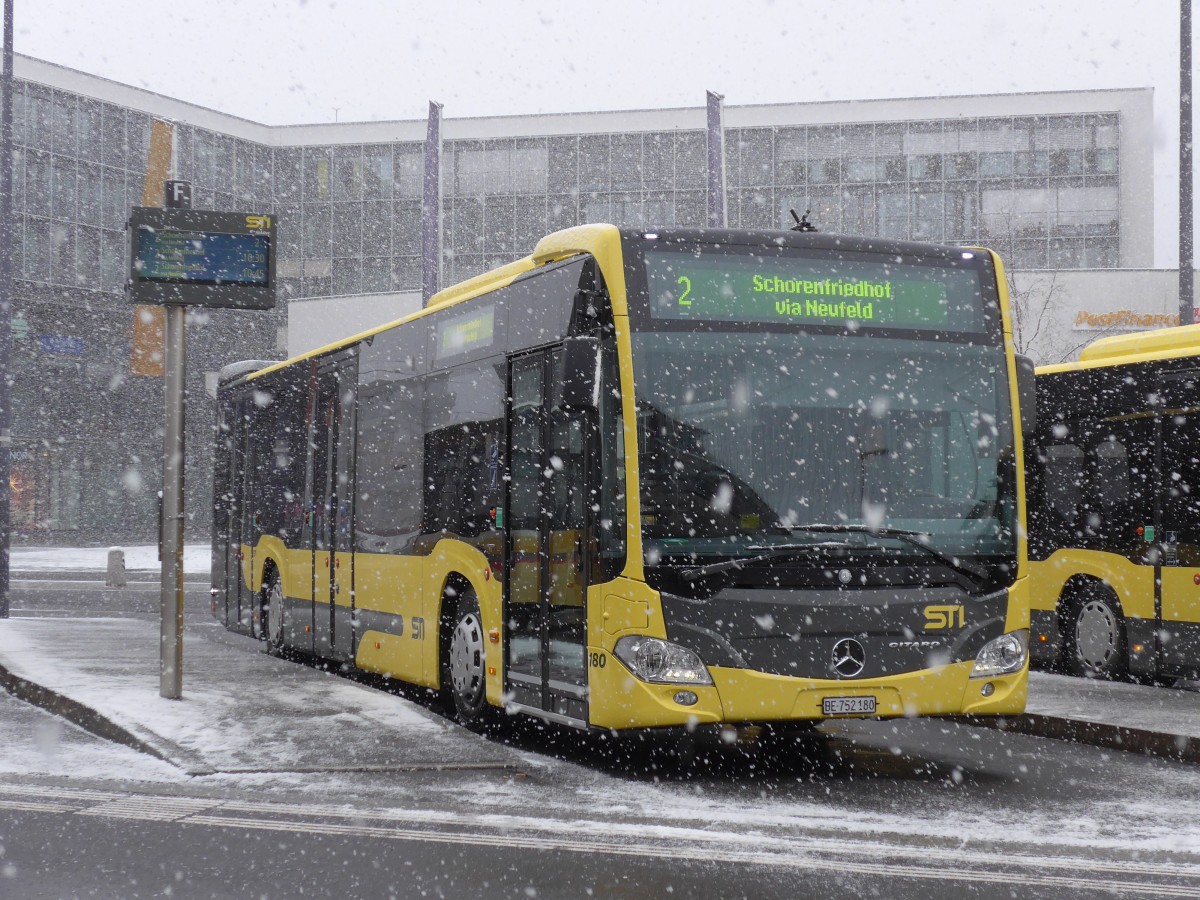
1083, 238, 1118, 268
304, 148, 332, 201
1055, 185, 1118, 237
807, 158, 839, 183
877, 191, 908, 239
51, 156, 76, 220
844, 157, 878, 183
911, 192, 944, 241
1014, 151, 1049, 177
979, 152, 1013, 178
908, 154, 941, 180
1050, 149, 1085, 176
394, 145, 423, 199
945, 152, 977, 179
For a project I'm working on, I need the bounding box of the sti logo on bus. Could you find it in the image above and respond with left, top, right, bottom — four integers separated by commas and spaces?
924, 605, 965, 630
245, 215, 271, 232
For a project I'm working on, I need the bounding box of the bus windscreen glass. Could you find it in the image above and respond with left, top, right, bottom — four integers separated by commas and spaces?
630, 242, 1013, 578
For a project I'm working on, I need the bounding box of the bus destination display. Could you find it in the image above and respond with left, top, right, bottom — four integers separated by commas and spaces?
644, 250, 986, 333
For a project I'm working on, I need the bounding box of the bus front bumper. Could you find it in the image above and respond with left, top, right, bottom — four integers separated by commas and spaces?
587, 656, 1028, 731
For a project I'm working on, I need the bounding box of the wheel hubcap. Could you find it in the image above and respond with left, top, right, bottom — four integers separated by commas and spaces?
450, 611, 485, 703
268, 582, 284, 646
1076, 599, 1117, 669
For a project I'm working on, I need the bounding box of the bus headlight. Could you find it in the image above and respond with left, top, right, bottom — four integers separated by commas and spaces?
614, 636, 713, 686
970, 630, 1028, 679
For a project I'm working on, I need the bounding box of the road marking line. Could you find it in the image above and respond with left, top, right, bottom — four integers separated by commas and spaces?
0, 784, 126, 802
0, 799, 77, 813
76, 796, 220, 822
2, 783, 1198, 896
210, 798, 1200, 879
183, 813, 1200, 896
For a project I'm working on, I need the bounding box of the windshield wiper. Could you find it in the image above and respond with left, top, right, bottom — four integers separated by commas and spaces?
784, 523, 988, 584
675, 526, 989, 586
677, 541, 855, 580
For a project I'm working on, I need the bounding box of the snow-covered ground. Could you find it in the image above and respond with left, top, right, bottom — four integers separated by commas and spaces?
11, 544, 210, 574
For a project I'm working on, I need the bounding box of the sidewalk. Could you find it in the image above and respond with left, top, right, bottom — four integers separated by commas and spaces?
0, 617, 521, 777
991, 670, 1200, 763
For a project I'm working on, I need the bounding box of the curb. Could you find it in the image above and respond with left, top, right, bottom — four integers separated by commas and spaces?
0, 662, 216, 776
972, 713, 1200, 764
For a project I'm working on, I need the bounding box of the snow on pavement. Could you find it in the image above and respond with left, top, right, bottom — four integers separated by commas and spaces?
0, 617, 518, 775
12, 544, 209, 574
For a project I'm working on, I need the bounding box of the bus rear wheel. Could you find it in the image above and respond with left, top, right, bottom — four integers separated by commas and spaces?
263, 572, 285, 655
1066, 585, 1126, 679
446, 590, 490, 728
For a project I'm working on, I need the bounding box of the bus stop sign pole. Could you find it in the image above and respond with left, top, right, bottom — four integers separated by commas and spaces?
160, 180, 189, 700
160, 300, 186, 699
129, 184, 277, 700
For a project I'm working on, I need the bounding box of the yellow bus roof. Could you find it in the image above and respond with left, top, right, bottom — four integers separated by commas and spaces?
1037, 322, 1200, 376
246, 224, 621, 382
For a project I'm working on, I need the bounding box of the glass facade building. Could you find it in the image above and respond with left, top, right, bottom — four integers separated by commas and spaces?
279, 114, 1130, 300
5, 55, 1154, 541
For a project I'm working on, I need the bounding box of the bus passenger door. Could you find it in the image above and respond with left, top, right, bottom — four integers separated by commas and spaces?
1157, 372, 1200, 674
308, 353, 357, 661
505, 350, 591, 723
218, 393, 250, 632
238, 402, 266, 637
297, 367, 329, 654
331, 357, 358, 661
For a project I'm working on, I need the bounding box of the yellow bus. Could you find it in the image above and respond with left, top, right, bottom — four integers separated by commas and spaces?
1030, 323, 1200, 681
212, 225, 1032, 732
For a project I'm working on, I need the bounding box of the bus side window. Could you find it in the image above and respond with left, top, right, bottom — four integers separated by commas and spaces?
1043, 442, 1085, 539
1093, 437, 1129, 508
421, 361, 505, 540
1162, 412, 1200, 542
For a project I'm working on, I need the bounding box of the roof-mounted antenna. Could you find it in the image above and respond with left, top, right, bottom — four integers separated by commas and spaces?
789, 209, 817, 232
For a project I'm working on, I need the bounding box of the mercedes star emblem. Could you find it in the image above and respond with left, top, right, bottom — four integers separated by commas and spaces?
831, 637, 866, 677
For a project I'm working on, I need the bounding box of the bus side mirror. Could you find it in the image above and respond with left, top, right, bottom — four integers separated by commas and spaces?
1016, 354, 1036, 436
561, 336, 600, 411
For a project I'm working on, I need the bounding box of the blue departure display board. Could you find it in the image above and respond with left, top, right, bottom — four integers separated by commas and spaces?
135, 230, 270, 287
127, 208, 276, 309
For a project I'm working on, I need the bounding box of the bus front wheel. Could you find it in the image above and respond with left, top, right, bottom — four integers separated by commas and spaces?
1066, 584, 1126, 680
446, 590, 489, 727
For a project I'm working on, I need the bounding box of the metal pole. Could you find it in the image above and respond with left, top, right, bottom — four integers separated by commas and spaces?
0, 0, 13, 620
1183, 0, 1195, 326
706, 90, 727, 228
159, 304, 186, 698
421, 100, 443, 305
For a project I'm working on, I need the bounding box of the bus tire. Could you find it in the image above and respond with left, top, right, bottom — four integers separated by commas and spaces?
263, 569, 286, 655
445, 589, 490, 728
1065, 583, 1126, 679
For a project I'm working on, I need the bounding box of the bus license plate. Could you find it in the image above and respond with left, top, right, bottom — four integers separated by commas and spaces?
822, 696, 876, 716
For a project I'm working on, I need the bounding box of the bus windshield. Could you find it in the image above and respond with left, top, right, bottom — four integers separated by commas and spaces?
628, 239, 1016, 580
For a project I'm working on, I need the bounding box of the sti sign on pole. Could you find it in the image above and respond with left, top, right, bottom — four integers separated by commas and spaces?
127, 197, 276, 699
